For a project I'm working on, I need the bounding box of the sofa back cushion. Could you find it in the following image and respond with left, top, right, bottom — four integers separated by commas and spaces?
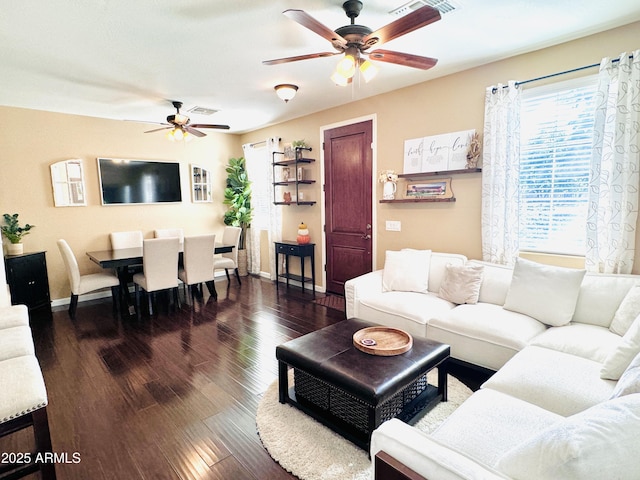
467, 260, 514, 306
428, 253, 467, 294
572, 273, 638, 328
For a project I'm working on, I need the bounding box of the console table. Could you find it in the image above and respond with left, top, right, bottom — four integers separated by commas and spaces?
274, 241, 315, 295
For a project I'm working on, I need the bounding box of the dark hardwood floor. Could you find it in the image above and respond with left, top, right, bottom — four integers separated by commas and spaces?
2, 276, 488, 479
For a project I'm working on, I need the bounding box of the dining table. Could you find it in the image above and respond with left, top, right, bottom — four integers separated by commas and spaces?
87, 243, 234, 314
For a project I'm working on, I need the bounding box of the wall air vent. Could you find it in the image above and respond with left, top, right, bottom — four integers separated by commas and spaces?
389, 0, 459, 17
188, 106, 219, 116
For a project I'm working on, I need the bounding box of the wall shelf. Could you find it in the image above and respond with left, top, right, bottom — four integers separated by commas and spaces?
380, 197, 456, 204
398, 168, 481, 179
272, 147, 316, 205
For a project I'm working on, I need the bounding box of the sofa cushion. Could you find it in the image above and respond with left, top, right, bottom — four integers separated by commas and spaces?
382, 249, 431, 293
482, 346, 615, 416
529, 323, 621, 363
503, 258, 585, 327
359, 291, 455, 338
572, 273, 637, 328
438, 263, 484, 305
428, 303, 547, 371
600, 314, 640, 380
428, 253, 468, 294
467, 260, 513, 306
496, 393, 640, 480
611, 351, 640, 398
432, 389, 562, 468
610, 284, 640, 335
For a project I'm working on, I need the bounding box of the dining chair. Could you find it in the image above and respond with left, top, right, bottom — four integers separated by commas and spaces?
214, 226, 242, 285
57, 239, 120, 318
154, 228, 184, 245
178, 234, 216, 301
109, 230, 143, 249
133, 237, 180, 317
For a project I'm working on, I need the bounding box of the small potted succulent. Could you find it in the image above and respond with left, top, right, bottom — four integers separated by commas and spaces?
1, 213, 35, 255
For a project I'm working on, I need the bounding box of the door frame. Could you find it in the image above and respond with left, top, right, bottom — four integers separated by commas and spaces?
319, 114, 378, 292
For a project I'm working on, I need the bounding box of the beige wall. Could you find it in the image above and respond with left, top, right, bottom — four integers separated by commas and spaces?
241, 21, 640, 282
0, 108, 242, 300
2, 21, 639, 301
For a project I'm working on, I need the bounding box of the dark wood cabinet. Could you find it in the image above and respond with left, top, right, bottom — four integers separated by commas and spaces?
4, 251, 51, 314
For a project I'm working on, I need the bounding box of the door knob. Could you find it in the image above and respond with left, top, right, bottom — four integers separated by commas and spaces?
362, 234, 371, 240
366, 223, 372, 230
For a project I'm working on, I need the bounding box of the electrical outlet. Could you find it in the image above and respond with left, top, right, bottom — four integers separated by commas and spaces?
386, 220, 401, 232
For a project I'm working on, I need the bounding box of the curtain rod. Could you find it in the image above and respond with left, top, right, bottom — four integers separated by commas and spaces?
247, 136, 282, 147
497, 53, 634, 91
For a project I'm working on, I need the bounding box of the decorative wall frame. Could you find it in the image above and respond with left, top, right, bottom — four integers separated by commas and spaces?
404, 178, 453, 200
50, 159, 87, 207
403, 129, 476, 174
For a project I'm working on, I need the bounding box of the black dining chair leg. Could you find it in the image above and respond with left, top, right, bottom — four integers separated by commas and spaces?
205, 280, 218, 300
148, 292, 154, 316
224, 268, 231, 282
68, 294, 79, 318
135, 284, 141, 320
174, 287, 181, 309
111, 285, 120, 316
234, 267, 242, 285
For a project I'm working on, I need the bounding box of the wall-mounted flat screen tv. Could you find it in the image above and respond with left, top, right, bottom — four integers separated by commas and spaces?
98, 158, 182, 205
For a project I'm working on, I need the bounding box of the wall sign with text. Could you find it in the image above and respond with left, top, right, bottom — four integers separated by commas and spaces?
403, 129, 475, 174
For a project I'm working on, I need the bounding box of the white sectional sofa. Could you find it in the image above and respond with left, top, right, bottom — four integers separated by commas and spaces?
345, 251, 640, 479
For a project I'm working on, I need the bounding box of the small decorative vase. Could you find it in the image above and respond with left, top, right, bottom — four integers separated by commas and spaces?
383, 181, 397, 200
297, 222, 310, 244
6, 243, 23, 255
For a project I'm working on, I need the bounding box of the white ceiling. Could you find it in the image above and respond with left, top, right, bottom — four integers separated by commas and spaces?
2, 0, 639, 134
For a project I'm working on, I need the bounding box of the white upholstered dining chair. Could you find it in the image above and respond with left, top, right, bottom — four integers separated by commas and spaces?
109, 230, 143, 249
214, 226, 242, 285
154, 228, 184, 245
57, 239, 120, 318
133, 237, 180, 317
178, 234, 216, 300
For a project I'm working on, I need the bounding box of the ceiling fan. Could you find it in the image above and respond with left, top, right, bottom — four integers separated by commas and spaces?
263, 0, 441, 85
144, 101, 230, 140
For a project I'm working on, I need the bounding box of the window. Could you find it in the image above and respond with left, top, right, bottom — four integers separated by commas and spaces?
519, 75, 597, 255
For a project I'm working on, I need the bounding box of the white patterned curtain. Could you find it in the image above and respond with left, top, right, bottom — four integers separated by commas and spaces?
243, 138, 282, 278
586, 51, 640, 274
481, 80, 522, 265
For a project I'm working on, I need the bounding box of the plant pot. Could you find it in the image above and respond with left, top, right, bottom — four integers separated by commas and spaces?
6, 242, 23, 255
237, 249, 248, 277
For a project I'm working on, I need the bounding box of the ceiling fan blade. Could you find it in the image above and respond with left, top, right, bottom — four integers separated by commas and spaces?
283, 9, 347, 49
185, 126, 207, 137
189, 123, 231, 130
368, 49, 438, 70
144, 126, 172, 133
363, 5, 440, 47
263, 51, 339, 65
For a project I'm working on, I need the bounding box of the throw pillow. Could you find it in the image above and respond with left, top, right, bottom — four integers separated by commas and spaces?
611, 351, 640, 398
382, 249, 431, 294
610, 284, 640, 336
600, 314, 640, 380
503, 257, 586, 327
496, 394, 640, 480
438, 263, 484, 304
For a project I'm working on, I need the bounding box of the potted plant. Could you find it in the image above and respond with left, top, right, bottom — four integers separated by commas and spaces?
223, 157, 252, 276
1, 213, 35, 255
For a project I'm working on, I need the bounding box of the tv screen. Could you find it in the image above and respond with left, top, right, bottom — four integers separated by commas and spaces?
98, 158, 182, 205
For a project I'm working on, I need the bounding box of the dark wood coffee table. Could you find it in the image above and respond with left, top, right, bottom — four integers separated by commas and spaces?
276, 318, 450, 450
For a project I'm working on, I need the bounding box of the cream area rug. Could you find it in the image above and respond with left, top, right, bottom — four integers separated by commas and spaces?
256, 369, 472, 480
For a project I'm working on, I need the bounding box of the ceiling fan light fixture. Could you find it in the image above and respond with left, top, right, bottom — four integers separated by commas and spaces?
359, 58, 379, 83
330, 71, 352, 87
336, 54, 357, 79
274, 84, 299, 103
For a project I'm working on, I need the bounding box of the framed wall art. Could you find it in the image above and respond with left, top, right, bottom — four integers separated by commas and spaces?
405, 177, 453, 200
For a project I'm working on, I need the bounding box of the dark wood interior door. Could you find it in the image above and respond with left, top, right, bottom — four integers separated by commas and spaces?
324, 120, 373, 295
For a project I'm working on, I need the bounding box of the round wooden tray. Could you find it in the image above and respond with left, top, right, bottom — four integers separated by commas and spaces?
353, 327, 413, 356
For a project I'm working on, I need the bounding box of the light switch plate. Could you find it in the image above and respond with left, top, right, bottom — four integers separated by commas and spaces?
386, 220, 401, 231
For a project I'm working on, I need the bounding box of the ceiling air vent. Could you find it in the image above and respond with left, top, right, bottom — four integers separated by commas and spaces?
389, 0, 459, 17
188, 106, 219, 116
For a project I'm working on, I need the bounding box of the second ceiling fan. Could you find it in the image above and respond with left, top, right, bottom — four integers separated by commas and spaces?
263, 0, 441, 85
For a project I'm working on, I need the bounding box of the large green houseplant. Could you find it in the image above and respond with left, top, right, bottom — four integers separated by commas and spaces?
1, 213, 35, 255
223, 157, 252, 275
